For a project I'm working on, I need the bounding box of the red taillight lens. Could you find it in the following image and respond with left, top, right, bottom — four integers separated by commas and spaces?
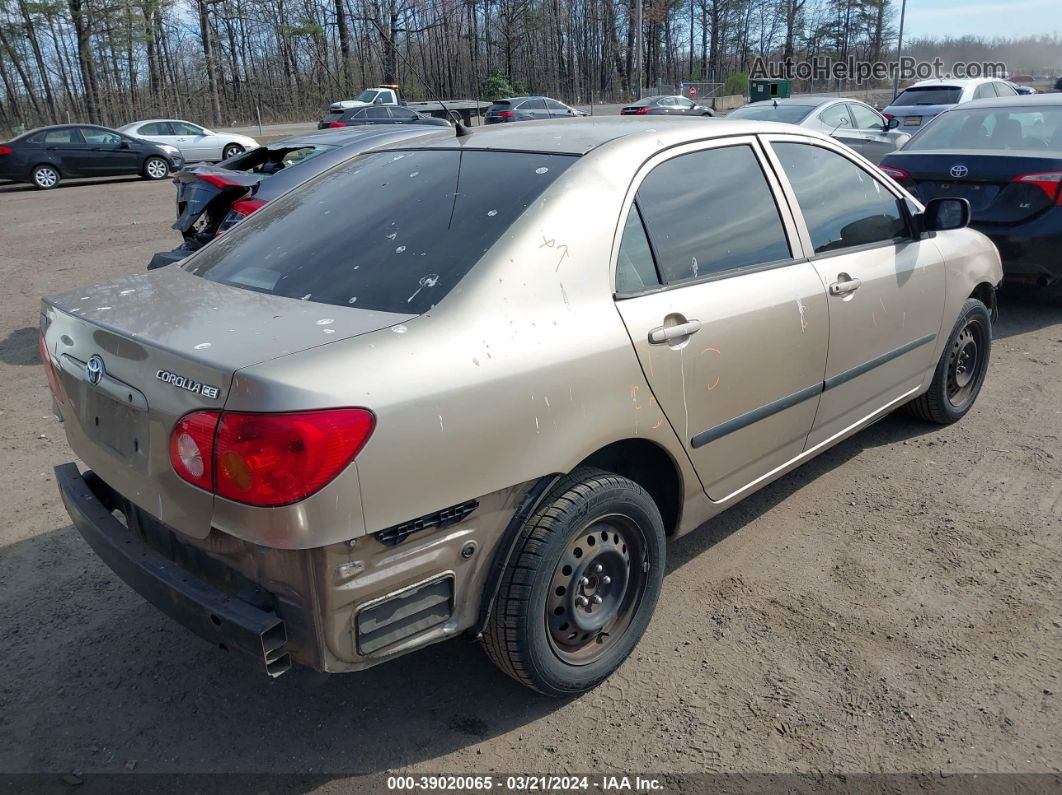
214, 197, 266, 237
38, 331, 66, 403
327, 120, 345, 128
636, 107, 652, 115
495, 111, 514, 119
169, 409, 375, 506
0, 145, 12, 155
169, 411, 220, 491
879, 165, 910, 181
198, 173, 242, 189
1013, 172, 1062, 204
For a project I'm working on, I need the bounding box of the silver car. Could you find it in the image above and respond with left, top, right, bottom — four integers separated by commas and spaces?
727, 97, 909, 163
45, 118, 1002, 695
118, 119, 258, 163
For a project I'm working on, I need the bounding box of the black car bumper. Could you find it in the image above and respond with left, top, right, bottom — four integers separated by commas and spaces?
55, 463, 291, 676
974, 207, 1062, 282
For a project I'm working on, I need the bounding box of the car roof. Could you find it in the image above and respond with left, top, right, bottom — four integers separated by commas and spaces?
906, 77, 998, 88
948, 92, 1062, 111
411, 116, 827, 156
121, 119, 196, 126
743, 97, 844, 107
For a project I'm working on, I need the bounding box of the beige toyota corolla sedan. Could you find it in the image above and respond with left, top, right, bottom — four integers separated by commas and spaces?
43, 118, 1002, 696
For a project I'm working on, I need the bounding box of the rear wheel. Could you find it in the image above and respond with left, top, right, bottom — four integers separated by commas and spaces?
31, 164, 60, 190
221, 143, 244, 160
142, 156, 170, 180
482, 468, 665, 697
905, 298, 992, 424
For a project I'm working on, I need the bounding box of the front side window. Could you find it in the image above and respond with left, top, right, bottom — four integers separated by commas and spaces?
994, 82, 1017, 97
81, 128, 122, 145
634, 145, 791, 283
772, 142, 907, 255
185, 150, 575, 314
171, 121, 204, 135
848, 103, 884, 130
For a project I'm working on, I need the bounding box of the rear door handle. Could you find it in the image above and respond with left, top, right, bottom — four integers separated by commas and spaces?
648, 319, 702, 344
829, 275, 862, 296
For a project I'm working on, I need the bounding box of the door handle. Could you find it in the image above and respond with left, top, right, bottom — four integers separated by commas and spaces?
829, 275, 862, 296
648, 319, 702, 344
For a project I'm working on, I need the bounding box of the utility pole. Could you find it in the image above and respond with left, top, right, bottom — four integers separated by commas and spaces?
892, 0, 908, 101
635, 0, 643, 97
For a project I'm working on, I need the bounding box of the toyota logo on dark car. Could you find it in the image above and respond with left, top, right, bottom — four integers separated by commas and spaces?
950, 164, 969, 178
85, 354, 104, 385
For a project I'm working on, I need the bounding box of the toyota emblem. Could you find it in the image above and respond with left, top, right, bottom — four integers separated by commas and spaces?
85, 354, 105, 386
950, 164, 969, 178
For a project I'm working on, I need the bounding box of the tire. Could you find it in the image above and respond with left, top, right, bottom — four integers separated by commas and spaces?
31, 164, 60, 190
221, 143, 244, 160
142, 156, 170, 180
482, 467, 666, 697
905, 297, 992, 424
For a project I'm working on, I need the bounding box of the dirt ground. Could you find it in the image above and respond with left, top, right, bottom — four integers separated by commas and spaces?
0, 175, 1059, 784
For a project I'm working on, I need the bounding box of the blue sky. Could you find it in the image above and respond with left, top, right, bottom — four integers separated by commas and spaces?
902, 0, 1062, 39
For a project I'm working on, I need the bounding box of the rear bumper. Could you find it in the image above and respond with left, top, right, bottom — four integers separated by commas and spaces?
55, 463, 292, 676
974, 209, 1062, 281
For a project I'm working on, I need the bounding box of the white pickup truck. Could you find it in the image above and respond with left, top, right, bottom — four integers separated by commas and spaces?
325, 86, 490, 126
328, 86, 402, 112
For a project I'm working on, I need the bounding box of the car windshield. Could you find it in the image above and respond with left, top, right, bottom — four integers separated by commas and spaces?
904, 107, 1062, 151
184, 149, 575, 314
727, 104, 814, 123
891, 87, 963, 106
354, 90, 380, 102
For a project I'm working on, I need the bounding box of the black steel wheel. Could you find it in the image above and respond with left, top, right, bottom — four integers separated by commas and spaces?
482, 468, 665, 697
905, 297, 992, 424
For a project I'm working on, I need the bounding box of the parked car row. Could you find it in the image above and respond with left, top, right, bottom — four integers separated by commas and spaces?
0, 117, 258, 190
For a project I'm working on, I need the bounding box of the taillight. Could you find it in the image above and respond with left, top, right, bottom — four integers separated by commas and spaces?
879, 165, 910, 181
38, 331, 66, 403
0, 145, 12, 156
636, 107, 652, 115
327, 120, 345, 128
169, 411, 220, 491
169, 409, 375, 506
198, 173, 242, 189
495, 111, 514, 119
1013, 172, 1062, 204
215, 197, 266, 236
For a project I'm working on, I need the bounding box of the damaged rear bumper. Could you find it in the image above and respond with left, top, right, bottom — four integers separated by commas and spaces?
55, 463, 292, 676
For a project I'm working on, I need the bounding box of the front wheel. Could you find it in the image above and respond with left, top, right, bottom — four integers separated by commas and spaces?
482, 468, 665, 697
142, 156, 170, 180
221, 143, 244, 160
905, 297, 992, 424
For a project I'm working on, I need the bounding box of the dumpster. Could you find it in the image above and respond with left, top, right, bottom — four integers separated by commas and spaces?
749, 79, 793, 102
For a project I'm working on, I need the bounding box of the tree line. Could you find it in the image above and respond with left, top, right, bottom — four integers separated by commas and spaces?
0, 0, 1057, 134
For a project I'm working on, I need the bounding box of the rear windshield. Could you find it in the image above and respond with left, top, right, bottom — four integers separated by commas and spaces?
727, 104, 814, 123
184, 149, 575, 314
892, 87, 962, 106
904, 107, 1062, 152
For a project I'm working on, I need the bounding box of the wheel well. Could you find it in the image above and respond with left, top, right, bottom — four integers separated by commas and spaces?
578, 439, 682, 535
970, 281, 997, 316
32, 162, 60, 175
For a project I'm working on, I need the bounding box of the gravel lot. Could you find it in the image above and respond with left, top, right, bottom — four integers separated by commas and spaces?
0, 175, 1060, 783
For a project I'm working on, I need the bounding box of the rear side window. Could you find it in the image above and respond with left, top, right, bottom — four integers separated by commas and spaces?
892, 87, 962, 106
615, 205, 661, 294
524, 99, 547, 111
185, 150, 575, 313
772, 143, 907, 254
366, 107, 390, 120
43, 128, 82, 144
634, 145, 791, 283
819, 103, 852, 128
138, 122, 171, 135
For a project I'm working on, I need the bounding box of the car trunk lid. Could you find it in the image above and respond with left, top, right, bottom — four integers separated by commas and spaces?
42, 266, 413, 538
885, 151, 1062, 224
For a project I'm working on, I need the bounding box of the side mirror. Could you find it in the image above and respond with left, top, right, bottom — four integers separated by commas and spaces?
886, 117, 901, 130
922, 197, 970, 232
